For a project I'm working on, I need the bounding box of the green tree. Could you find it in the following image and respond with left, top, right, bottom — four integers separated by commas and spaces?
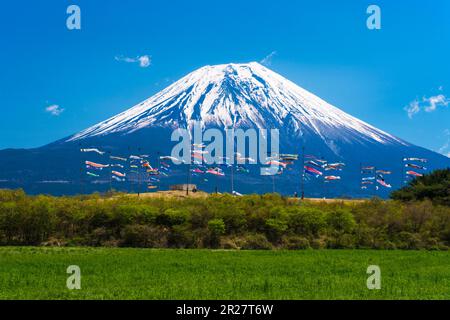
207, 218, 226, 248
391, 168, 450, 206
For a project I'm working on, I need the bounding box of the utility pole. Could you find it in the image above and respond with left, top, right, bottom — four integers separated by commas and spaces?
373, 165, 377, 198
78, 142, 83, 195
186, 161, 191, 196
137, 147, 141, 197
108, 150, 112, 192
157, 151, 161, 190
301, 146, 305, 200
272, 174, 275, 194
321, 155, 325, 199
128, 146, 132, 194
231, 148, 238, 195
401, 156, 405, 188
359, 162, 363, 197
215, 173, 218, 194
231, 164, 234, 194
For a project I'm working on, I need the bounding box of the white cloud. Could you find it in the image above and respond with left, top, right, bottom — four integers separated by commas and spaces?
405, 100, 420, 119
260, 51, 277, 66
424, 94, 449, 112
45, 104, 64, 116
138, 55, 151, 68
115, 54, 152, 68
404, 93, 449, 118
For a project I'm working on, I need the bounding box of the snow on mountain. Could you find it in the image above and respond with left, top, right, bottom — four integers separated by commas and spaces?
68, 62, 407, 147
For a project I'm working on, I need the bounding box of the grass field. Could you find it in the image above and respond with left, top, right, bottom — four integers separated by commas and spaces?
0, 247, 449, 300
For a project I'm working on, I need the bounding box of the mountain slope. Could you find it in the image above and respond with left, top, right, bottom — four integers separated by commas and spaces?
0, 62, 448, 196
68, 62, 406, 150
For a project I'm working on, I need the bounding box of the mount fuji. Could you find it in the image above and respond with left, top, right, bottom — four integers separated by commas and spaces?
1, 62, 449, 196
68, 62, 404, 148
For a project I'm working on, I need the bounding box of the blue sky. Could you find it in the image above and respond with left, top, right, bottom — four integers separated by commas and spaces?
0, 0, 449, 156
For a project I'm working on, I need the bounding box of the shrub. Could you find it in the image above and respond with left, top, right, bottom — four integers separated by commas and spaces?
168, 225, 195, 248
21, 197, 55, 245
121, 224, 168, 248
220, 237, 239, 250
396, 231, 424, 250
88, 227, 113, 246
114, 204, 159, 225
217, 209, 246, 234
0, 189, 448, 250
41, 237, 66, 247
208, 218, 226, 235
326, 209, 356, 233
156, 208, 188, 227
206, 218, 226, 248
240, 234, 272, 250
402, 201, 433, 233
264, 218, 288, 243
287, 207, 325, 237
310, 238, 326, 249
282, 236, 310, 249
0, 189, 26, 202
0, 201, 21, 244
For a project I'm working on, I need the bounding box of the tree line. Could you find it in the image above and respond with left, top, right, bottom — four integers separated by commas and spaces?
0, 188, 449, 250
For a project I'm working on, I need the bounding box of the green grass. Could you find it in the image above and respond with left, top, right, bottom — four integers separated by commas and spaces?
0, 247, 449, 300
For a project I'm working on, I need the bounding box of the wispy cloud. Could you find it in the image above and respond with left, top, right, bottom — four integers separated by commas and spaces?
115, 54, 151, 68
405, 100, 420, 118
45, 104, 64, 116
260, 51, 277, 66
404, 93, 449, 118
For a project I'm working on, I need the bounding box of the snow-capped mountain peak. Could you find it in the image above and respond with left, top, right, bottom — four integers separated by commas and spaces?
68, 62, 406, 147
